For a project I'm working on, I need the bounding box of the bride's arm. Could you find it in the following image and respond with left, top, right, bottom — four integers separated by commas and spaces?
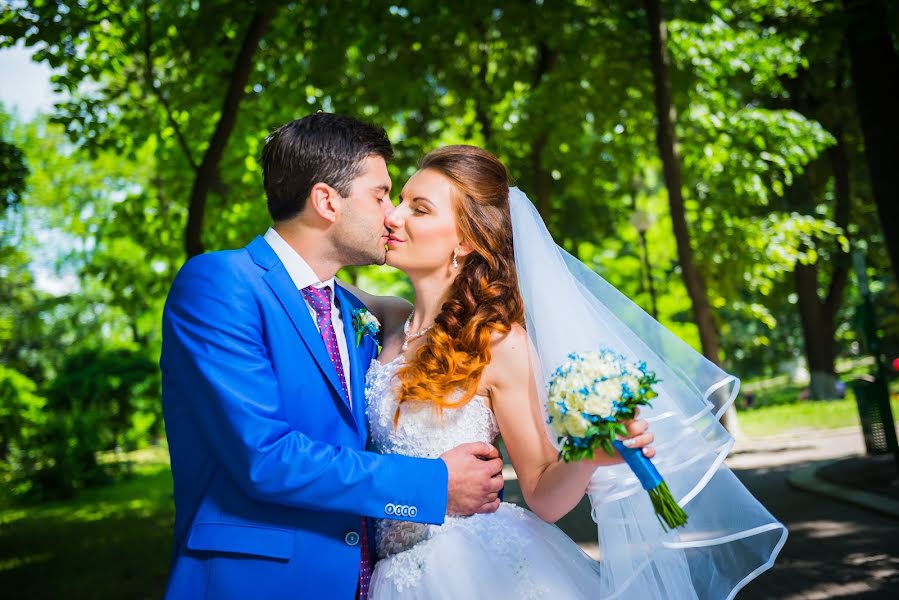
488, 325, 655, 523
336, 280, 412, 335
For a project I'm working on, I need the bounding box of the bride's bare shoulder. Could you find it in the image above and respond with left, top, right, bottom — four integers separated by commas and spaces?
485, 323, 531, 387
490, 323, 528, 352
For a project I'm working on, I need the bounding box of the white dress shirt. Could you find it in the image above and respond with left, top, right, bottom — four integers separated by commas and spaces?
263, 228, 353, 406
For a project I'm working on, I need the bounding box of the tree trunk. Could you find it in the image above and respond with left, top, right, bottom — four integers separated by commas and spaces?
642, 0, 739, 433
473, 20, 493, 145
790, 138, 852, 399
843, 0, 899, 287
794, 263, 838, 398
530, 130, 552, 219
529, 42, 557, 222
824, 134, 852, 322
184, 4, 277, 257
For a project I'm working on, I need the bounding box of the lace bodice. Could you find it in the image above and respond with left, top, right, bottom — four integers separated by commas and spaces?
364, 356, 500, 560
365, 356, 500, 458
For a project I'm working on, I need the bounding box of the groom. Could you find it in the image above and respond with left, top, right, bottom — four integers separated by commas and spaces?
160, 113, 504, 599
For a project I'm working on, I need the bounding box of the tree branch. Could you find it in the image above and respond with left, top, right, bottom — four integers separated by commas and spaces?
142, 0, 198, 171
184, 3, 277, 257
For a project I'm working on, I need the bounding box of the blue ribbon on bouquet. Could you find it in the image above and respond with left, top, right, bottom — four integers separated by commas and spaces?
612, 440, 664, 490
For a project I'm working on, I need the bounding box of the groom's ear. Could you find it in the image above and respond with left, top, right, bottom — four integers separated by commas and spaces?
308, 182, 341, 223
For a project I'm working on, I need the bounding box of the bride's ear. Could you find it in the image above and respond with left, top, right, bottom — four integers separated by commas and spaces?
456, 240, 475, 258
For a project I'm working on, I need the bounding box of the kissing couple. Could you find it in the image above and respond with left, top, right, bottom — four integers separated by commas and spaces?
161, 113, 785, 599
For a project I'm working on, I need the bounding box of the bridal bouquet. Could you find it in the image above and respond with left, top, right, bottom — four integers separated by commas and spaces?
546, 348, 688, 531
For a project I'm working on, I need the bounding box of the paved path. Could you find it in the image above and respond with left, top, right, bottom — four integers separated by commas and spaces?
502, 427, 899, 598
729, 430, 899, 599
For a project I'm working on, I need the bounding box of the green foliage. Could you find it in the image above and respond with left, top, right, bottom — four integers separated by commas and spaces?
0, 245, 47, 380
47, 348, 162, 453
1, 361, 115, 502
0, 108, 28, 213
0, 343, 159, 501
26, 409, 114, 501
0, 138, 27, 213
0, 366, 47, 497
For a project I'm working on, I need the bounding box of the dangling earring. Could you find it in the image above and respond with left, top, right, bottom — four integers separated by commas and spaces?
452, 248, 459, 270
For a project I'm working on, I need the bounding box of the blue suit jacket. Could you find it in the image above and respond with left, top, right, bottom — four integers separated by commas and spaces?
160, 236, 448, 599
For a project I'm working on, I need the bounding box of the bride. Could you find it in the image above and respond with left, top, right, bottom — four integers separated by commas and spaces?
348, 145, 786, 599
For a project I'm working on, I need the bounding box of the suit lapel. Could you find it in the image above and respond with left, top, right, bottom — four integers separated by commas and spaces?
335, 285, 371, 437
249, 237, 357, 429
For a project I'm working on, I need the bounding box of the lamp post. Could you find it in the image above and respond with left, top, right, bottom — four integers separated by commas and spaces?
630, 209, 658, 320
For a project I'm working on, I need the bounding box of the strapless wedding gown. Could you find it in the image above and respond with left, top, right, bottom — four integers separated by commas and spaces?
365, 356, 604, 599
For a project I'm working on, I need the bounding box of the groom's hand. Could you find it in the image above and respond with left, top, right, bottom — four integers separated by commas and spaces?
440, 442, 504, 516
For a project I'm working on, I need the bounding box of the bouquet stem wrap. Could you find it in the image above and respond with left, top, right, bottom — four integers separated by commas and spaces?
612, 440, 687, 531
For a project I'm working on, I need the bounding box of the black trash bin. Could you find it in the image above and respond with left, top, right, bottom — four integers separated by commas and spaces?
851, 378, 894, 455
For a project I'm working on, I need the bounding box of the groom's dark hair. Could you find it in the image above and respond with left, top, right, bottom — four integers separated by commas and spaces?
260, 112, 393, 221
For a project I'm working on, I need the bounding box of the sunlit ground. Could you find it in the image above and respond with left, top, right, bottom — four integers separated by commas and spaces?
0, 447, 173, 599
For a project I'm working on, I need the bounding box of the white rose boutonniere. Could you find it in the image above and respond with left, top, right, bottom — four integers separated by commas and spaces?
351, 308, 381, 351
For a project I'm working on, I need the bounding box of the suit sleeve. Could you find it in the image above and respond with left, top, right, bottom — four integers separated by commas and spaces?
161, 255, 448, 524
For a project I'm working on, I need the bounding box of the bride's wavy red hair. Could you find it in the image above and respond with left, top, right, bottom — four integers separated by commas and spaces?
395, 145, 524, 420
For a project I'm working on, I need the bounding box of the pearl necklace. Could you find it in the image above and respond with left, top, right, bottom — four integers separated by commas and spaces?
402, 311, 434, 351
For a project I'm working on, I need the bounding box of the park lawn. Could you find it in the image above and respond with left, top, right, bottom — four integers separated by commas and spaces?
0, 447, 173, 600
737, 396, 899, 438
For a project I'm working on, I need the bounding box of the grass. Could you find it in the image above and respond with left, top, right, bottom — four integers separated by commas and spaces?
739, 356, 883, 410
737, 373, 899, 437
0, 447, 173, 599
737, 396, 899, 438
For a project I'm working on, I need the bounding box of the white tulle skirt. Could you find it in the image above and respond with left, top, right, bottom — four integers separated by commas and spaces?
370, 454, 786, 600
369, 503, 603, 599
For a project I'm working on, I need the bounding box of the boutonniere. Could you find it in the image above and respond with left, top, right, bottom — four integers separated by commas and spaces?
351, 308, 381, 350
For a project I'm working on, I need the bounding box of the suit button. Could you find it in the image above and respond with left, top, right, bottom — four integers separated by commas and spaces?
345, 531, 360, 546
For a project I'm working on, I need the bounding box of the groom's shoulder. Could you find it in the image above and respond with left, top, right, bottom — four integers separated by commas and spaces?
165, 248, 262, 317
170, 246, 262, 299
179, 247, 254, 280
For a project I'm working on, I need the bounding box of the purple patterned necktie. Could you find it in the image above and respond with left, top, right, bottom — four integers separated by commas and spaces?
300, 285, 371, 599
301, 285, 350, 404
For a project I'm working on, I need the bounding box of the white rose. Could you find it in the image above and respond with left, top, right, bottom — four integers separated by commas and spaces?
563, 413, 591, 437
597, 380, 619, 401
547, 399, 564, 421
626, 375, 641, 394
583, 395, 615, 419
